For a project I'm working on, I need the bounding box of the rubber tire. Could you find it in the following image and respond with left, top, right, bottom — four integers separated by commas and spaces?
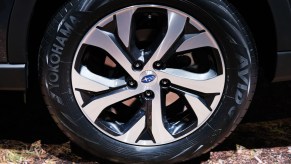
38, 0, 257, 163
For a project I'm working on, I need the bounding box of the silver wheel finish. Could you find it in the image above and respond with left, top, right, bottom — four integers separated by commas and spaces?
71, 5, 225, 145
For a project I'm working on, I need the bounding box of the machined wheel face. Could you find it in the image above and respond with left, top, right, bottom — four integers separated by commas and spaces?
71, 5, 225, 146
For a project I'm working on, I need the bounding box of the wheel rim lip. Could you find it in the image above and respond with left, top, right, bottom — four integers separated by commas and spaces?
71, 4, 225, 146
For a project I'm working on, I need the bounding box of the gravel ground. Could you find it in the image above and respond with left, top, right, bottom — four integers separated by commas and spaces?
0, 82, 290, 163
203, 118, 291, 164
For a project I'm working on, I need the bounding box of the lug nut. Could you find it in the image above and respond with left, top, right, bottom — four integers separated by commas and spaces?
160, 79, 171, 88
148, 14, 152, 19
153, 61, 165, 70
132, 60, 144, 71
144, 90, 155, 100
127, 79, 138, 89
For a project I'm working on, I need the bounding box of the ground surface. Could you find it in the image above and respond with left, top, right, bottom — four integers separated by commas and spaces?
0, 81, 290, 163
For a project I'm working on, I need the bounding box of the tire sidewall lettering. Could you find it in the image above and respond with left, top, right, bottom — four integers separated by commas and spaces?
46, 16, 79, 101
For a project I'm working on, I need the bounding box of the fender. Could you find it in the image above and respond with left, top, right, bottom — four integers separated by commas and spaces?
7, 0, 66, 63
8, 0, 37, 63
0, 0, 14, 63
267, 0, 291, 81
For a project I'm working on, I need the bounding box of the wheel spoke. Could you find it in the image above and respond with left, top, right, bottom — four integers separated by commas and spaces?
82, 28, 138, 79
151, 87, 174, 143
176, 32, 218, 53
82, 87, 143, 121
116, 7, 137, 48
185, 94, 212, 125
158, 69, 224, 94
116, 116, 146, 143
72, 69, 109, 92
144, 10, 187, 69
79, 66, 126, 88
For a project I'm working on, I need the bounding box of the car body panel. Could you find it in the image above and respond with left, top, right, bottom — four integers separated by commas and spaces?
267, 0, 291, 51
267, 0, 291, 81
0, 0, 14, 63
8, 0, 37, 63
0, 64, 26, 90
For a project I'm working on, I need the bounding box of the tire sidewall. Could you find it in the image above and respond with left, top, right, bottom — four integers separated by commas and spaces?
39, 0, 256, 162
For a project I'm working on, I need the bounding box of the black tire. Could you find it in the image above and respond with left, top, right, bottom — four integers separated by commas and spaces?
39, 0, 257, 163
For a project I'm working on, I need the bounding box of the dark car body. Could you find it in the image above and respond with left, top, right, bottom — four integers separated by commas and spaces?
0, 0, 291, 90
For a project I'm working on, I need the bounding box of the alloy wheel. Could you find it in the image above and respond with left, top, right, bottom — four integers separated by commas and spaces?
71, 5, 225, 146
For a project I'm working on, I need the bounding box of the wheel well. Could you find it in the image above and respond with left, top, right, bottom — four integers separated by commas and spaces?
228, 0, 277, 81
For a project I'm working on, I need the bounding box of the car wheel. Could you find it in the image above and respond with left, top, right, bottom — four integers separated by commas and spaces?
39, 0, 257, 163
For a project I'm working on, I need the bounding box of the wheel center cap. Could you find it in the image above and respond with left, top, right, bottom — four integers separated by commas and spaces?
141, 75, 156, 83
140, 71, 157, 85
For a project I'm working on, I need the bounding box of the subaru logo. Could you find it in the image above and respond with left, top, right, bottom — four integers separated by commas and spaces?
141, 75, 156, 83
